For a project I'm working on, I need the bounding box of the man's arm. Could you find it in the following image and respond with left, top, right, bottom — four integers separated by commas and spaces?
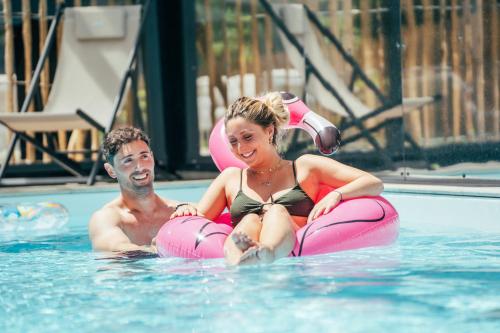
88, 208, 156, 253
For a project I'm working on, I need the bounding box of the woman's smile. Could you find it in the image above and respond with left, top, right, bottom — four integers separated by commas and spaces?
240, 150, 255, 159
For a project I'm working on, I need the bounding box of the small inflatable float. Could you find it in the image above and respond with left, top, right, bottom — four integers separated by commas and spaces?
0, 202, 69, 232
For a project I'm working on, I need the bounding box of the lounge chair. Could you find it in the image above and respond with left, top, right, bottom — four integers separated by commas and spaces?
0, 3, 147, 185
0, 74, 18, 162
261, 2, 440, 166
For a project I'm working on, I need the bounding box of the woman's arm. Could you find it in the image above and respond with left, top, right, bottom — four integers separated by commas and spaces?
299, 154, 384, 222
195, 167, 239, 220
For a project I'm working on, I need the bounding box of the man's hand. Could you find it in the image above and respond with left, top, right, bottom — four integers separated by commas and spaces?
114, 248, 158, 259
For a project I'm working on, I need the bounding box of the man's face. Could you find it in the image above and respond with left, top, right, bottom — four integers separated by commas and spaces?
105, 140, 155, 192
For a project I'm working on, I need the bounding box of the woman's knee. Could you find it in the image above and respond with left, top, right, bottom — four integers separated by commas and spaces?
232, 213, 262, 236
238, 213, 261, 224
262, 205, 295, 232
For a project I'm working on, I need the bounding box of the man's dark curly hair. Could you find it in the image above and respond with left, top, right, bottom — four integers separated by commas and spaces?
102, 127, 151, 164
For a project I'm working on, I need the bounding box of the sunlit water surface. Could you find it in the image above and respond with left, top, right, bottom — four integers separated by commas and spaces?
1, 185, 499, 333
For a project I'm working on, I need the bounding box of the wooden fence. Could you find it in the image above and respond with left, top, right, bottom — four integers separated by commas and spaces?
1, 0, 499, 165
402, 0, 499, 145
195, 0, 499, 153
1, 0, 137, 166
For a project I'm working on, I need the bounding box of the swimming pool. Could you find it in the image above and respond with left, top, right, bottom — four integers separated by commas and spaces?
1, 182, 499, 333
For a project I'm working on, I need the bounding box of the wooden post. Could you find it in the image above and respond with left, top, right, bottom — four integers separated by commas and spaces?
342, 0, 353, 56
222, 0, 231, 105
264, 6, 273, 90
331, 0, 354, 128
55, 0, 68, 154
22, 0, 36, 163
236, 0, 246, 95
305, 1, 326, 116
250, 0, 261, 94
329, 0, 344, 80
125, 83, 134, 126
337, 0, 355, 87
402, 0, 422, 142
479, 0, 499, 139
3, 0, 15, 115
421, 0, 435, 143
66, 0, 86, 161
463, 0, 476, 139
91, 128, 99, 161
39, 0, 50, 111
375, 0, 386, 91
204, 0, 217, 127
3, 0, 17, 162
472, 0, 486, 138
438, 0, 450, 138
39, 0, 52, 163
490, 0, 499, 138
74, 0, 89, 163
450, 0, 463, 141
281, 0, 290, 93
360, 0, 377, 109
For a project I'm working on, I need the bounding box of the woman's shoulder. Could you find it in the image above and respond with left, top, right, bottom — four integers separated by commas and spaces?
217, 167, 242, 182
294, 155, 322, 179
209, 167, 242, 196
296, 154, 326, 167
220, 166, 242, 176
296, 154, 342, 173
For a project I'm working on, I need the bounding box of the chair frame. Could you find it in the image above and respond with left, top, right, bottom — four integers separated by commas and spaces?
0, 1, 150, 185
260, 0, 440, 166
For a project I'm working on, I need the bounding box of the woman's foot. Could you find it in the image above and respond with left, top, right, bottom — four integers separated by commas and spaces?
231, 232, 258, 253
239, 245, 275, 265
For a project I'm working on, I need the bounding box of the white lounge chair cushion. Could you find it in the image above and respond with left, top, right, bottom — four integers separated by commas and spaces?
0, 113, 92, 132
0, 6, 140, 134
75, 7, 126, 40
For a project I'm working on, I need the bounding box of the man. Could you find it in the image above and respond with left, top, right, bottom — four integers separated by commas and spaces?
88, 127, 195, 254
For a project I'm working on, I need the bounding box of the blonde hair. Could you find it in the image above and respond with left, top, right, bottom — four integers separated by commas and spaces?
225, 92, 289, 146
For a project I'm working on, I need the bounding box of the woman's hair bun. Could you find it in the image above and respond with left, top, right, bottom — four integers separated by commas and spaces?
261, 91, 289, 128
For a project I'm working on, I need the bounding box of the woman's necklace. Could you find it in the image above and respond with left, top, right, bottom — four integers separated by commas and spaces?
248, 159, 284, 187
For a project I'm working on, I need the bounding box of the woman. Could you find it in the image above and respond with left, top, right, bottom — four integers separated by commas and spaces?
173, 92, 383, 265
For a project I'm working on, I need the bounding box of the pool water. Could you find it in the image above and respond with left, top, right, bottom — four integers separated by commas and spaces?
1, 182, 499, 333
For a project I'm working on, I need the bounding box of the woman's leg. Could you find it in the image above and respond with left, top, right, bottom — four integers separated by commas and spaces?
240, 204, 296, 264
223, 213, 261, 265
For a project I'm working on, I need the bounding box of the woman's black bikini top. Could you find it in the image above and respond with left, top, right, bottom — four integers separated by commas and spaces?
230, 161, 315, 226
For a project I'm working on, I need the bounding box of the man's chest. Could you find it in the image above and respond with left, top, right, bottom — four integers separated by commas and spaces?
121, 211, 171, 245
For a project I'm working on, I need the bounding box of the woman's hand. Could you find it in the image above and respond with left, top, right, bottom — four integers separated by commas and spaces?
307, 190, 342, 223
170, 203, 200, 219
151, 237, 157, 252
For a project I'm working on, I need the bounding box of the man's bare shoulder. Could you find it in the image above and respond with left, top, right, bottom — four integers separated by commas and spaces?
88, 197, 138, 252
157, 195, 176, 209
88, 197, 124, 230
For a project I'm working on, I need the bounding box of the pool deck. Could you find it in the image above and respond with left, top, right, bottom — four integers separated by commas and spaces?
383, 183, 500, 198
1, 178, 499, 199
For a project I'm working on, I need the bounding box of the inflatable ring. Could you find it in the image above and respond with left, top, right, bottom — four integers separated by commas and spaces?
0, 202, 69, 232
156, 92, 399, 259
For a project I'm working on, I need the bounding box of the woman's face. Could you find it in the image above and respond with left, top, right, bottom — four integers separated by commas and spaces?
225, 117, 274, 167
